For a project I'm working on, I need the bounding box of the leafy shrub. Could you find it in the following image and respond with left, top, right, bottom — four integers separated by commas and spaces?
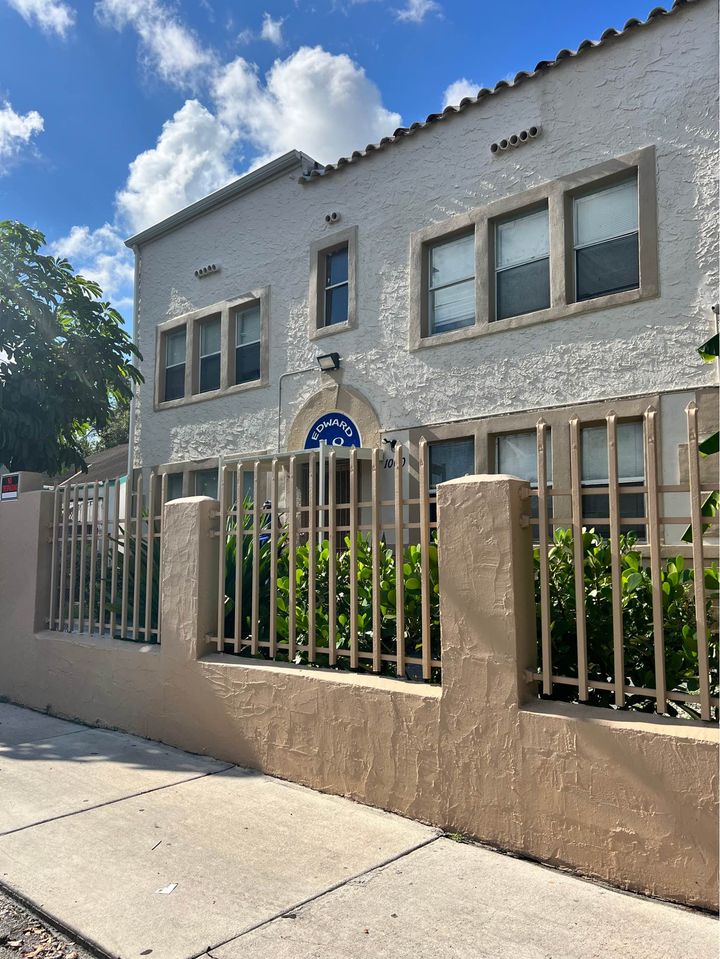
535, 527, 719, 718
222, 501, 440, 680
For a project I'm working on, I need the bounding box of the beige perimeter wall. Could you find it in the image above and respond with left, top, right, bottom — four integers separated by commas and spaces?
0, 479, 717, 910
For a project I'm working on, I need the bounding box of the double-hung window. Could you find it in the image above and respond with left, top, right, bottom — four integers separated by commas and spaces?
163, 328, 186, 402
198, 316, 221, 393
234, 303, 261, 385
573, 176, 639, 301
427, 233, 475, 335
581, 421, 645, 535
323, 245, 349, 327
495, 207, 550, 321
194, 468, 218, 499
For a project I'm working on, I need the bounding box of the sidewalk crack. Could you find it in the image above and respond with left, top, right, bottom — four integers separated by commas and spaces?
193, 832, 443, 959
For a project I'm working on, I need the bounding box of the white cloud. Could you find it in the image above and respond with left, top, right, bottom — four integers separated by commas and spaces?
49, 223, 135, 310
395, 0, 440, 24
213, 46, 401, 166
5, 0, 75, 37
0, 100, 44, 173
442, 78, 479, 109
116, 99, 235, 234
95, 0, 214, 88
260, 12, 283, 45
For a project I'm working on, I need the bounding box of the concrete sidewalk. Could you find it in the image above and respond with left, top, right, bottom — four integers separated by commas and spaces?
0, 702, 716, 959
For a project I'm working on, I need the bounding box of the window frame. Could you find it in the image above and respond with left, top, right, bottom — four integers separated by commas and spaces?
154, 287, 269, 410
309, 226, 358, 339
426, 229, 477, 336
492, 201, 551, 324
194, 313, 222, 396
161, 325, 188, 403
232, 300, 263, 388
409, 145, 657, 350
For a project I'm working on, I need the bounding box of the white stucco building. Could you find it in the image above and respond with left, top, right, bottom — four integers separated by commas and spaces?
126, 0, 718, 513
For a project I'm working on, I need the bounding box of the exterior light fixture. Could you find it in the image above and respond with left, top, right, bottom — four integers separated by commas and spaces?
317, 352, 341, 372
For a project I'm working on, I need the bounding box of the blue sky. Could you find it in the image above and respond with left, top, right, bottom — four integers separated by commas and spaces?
0, 0, 656, 324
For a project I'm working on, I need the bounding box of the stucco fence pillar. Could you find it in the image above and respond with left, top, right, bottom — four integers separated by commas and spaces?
435, 474, 718, 909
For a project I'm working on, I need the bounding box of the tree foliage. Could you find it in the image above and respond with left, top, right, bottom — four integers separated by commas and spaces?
0, 220, 141, 475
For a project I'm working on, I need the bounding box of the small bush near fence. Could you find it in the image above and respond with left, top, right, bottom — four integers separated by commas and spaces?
222, 501, 441, 680
535, 527, 719, 719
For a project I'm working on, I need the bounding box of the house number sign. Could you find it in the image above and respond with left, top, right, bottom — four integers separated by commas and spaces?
304, 412, 362, 449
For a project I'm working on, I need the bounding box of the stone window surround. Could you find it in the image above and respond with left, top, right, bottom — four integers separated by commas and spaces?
308, 225, 358, 340
406, 393, 661, 500
154, 287, 270, 411
408, 145, 658, 351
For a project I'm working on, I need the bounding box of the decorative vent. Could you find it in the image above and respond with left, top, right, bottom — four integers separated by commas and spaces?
490, 125, 541, 155
194, 263, 219, 278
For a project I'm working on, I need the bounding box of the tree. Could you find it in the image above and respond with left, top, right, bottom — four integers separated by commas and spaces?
0, 220, 142, 475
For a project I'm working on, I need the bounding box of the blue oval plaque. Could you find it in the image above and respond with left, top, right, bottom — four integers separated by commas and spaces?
304, 412, 362, 449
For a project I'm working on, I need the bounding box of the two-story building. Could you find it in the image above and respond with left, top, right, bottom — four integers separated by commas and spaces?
125, 0, 718, 525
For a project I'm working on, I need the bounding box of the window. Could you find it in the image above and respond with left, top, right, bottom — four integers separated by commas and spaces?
496, 430, 552, 522
574, 177, 639, 301
234, 304, 261, 384
198, 316, 221, 393
581, 421, 645, 534
194, 469, 218, 499
323, 245, 349, 327
427, 233, 475, 335
166, 472, 184, 501
164, 328, 186, 402
495, 208, 550, 321
428, 438, 475, 492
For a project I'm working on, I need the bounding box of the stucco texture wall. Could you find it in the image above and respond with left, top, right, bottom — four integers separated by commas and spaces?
0, 488, 717, 910
132, 1, 719, 472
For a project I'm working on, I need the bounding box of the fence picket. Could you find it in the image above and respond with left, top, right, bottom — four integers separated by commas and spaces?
606, 413, 625, 708
418, 438, 431, 681
644, 406, 666, 714
535, 419, 552, 696
569, 418, 588, 701
394, 444, 405, 680
686, 402, 711, 721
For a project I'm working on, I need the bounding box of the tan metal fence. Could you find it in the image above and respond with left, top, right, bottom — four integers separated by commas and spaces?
211, 442, 441, 681
528, 404, 719, 720
48, 470, 165, 643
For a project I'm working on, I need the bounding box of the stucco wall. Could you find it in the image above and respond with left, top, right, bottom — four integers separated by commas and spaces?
131, 2, 719, 472
0, 487, 717, 909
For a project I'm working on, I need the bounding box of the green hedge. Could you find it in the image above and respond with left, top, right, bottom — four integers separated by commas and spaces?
535, 527, 719, 718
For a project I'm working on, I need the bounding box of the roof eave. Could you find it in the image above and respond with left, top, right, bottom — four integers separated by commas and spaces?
125, 149, 318, 249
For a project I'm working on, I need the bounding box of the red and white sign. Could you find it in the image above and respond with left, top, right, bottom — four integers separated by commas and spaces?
1, 474, 19, 501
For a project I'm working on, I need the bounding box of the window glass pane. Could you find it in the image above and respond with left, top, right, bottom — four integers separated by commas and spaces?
200, 317, 221, 356
574, 177, 638, 247
235, 304, 261, 345
166, 472, 184, 501
429, 234, 474, 289
195, 469, 218, 499
496, 431, 552, 486
199, 354, 220, 393
428, 438, 474, 490
496, 209, 549, 270
166, 328, 186, 367
235, 342, 261, 384
496, 258, 550, 321
576, 234, 639, 301
582, 422, 644, 483
326, 246, 348, 287
164, 363, 185, 402
325, 284, 349, 326
429, 278, 474, 333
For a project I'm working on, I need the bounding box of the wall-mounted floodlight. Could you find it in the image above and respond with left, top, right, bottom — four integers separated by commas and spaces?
317, 352, 341, 372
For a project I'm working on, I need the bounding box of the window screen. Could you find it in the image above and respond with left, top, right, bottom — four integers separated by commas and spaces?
164, 328, 186, 402
574, 177, 639, 301
235, 304, 261, 384
495, 208, 550, 321
427, 233, 475, 335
